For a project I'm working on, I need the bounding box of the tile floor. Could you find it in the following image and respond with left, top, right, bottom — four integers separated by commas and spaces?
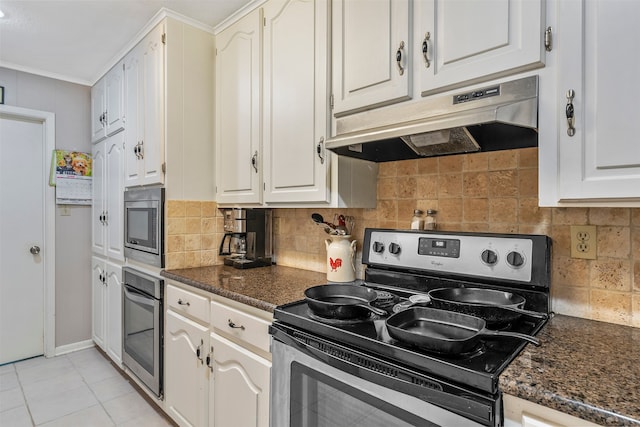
0, 347, 174, 426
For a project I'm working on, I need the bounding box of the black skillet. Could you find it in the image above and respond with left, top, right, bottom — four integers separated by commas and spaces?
385, 307, 539, 354
305, 284, 387, 319
428, 287, 548, 324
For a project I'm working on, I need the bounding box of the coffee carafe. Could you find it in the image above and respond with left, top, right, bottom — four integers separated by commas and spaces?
219, 208, 273, 269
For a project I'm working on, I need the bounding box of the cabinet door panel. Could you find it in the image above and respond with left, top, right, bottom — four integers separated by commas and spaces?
124, 48, 142, 186
91, 80, 106, 143
332, 0, 411, 115
105, 65, 125, 136
105, 262, 122, 366
557, 0, 640, 200
106, 134, 124, 261
210, 333, 270, 427
91, 143, 106, 255
91, 258, 105, 350
165, 310, 209, 427
418, 0, 544, 95
263, 0, 329, 203
215, 10, 262, 204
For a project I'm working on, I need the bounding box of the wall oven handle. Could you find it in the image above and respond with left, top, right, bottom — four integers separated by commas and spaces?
123, 285, 155, 307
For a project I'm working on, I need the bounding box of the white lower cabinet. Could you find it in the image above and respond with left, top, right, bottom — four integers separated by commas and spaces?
209, 333, 270, 427
91, 256, 122, 366
165, 309, 210, 427
503, 395, 600, 427
164, 283, 272, 427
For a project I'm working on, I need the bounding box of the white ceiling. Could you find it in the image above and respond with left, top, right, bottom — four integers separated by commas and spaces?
0, 0, 253, 86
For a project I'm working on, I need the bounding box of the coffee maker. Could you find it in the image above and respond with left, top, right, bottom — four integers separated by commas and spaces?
219, 208, 273, 269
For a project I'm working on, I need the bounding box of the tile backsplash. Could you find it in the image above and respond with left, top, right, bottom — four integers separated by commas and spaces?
167, 148, 640, 328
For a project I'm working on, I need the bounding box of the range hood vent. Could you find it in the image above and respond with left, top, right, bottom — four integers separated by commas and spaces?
326, 76, 538, 163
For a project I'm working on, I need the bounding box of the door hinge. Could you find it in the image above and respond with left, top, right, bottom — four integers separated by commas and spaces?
264, 182, 266, 190
162, 162, 166, 174
162, 33, 166, 45
544, 27, 553, 52
264, 17, 266, 27
330, 94, 334, 109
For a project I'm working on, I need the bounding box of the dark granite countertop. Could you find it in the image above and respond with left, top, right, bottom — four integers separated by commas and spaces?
161, 264, 329, 313
500, 314, 640, 426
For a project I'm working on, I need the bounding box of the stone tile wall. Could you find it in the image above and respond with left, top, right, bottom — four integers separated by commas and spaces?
166, 147, 640, 327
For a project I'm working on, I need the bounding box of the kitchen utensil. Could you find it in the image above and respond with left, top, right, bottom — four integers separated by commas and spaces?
305, 284, 387, 319
335, 214, 349, 235
428, 287, 548, 324
385, 307, 539, 354
311, 213, 336, 230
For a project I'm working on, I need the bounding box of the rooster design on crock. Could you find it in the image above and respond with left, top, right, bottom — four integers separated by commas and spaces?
325, 236, 356, 282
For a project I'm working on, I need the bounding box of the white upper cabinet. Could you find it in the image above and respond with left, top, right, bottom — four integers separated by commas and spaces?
215, 8, 262, 204
331, 0, 411, 116
91, 61, 125, 143
417, 0, 545, 96
262, 0, 330, 203
124, 22, 165, 188
553, 0, 640, 203
331, 0, 546, 117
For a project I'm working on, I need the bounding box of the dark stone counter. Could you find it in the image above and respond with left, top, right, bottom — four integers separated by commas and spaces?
500, 314, 640, 426
161, 264, 329, 313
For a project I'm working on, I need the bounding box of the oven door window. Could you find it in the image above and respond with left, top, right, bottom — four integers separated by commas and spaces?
291, 362, 436, 427
126, 206, 158, 252
123, 285, 157, 375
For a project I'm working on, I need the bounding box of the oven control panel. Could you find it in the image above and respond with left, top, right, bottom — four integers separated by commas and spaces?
365, 229, 535, 283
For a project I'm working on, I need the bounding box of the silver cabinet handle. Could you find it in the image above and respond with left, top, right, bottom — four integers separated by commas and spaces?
251, 151, 258, 173
177, 298, 190, 306
566, 89, 576, 137
228, 319, 245, 330
30, 245, 41, 255
422, 32, 431, 68
206, 346, 214, 372
316, 137, 325, 164
395, 41, 405, 76
196, 339, 203, 364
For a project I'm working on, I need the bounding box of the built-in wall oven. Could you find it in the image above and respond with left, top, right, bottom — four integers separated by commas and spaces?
124, 187, 164, 267
122, 267, 163, 398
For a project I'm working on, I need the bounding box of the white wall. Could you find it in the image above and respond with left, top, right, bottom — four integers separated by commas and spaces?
0, 67, 92, 347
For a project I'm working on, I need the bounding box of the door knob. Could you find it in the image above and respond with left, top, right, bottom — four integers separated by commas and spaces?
30, 245, 41, 255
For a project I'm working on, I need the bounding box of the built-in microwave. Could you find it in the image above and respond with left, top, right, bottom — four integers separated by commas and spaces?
124, 187, 164, 267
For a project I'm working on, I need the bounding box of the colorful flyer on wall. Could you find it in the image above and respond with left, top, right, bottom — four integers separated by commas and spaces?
51, 150, 93, 205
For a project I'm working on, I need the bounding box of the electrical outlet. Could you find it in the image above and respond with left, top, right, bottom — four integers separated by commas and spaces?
570, 225, 597, 259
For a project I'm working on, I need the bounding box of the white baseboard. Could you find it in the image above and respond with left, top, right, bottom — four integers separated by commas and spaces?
54, 339, 95, 356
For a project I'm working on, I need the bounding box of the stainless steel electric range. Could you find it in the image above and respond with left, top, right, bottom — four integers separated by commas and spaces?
270, 228, 551, 427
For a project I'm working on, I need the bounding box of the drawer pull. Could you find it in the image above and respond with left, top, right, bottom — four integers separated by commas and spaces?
177, 298, 190, 306
228, 319, 245, 330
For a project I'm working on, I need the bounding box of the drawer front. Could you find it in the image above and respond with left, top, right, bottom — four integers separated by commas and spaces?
211, 301, 271, 353
166, 284, 209, 324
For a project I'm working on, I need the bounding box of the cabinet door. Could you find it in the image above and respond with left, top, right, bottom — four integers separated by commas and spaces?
417, 0, 544, 96
91, 257, 106, 350
215, 9, 263, 204
263, 0, 330, 203
105, 134, 124, 261
332, 0, 411, 116
124, 45, 143, 187
91, 141, 106, 256
140, 23, 165, 186
105, 262, 122, 366
557, 0, 640, 201
165, 310, 209, 427
91, 79, 106, 143
105, 63, 125, 137
209, 333, 270, 427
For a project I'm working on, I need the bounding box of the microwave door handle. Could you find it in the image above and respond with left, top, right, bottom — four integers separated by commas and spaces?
123, 285, 155, 307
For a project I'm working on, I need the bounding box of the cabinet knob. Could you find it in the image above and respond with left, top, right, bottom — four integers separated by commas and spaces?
422, 32, 431, 68
396, 41, 405, 76
566, 89, 576, 137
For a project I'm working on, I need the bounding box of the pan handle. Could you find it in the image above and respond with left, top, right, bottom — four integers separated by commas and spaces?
501, 305, 549, 319
357, 303, 388, 316
478, 329, 540, 346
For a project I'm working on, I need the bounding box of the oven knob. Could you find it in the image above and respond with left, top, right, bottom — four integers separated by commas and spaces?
507, 251, 525, 268
481, 249, 498, 265
373, 241, 385, 253
389, 243, 401, 255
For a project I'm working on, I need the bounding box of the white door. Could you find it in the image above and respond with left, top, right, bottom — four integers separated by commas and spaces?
0, 112, 46, 364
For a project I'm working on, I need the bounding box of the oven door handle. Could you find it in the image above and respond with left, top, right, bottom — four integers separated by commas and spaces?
123, 285, 155, 307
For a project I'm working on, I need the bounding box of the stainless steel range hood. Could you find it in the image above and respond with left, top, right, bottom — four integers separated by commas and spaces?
326, 76, 538, 162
